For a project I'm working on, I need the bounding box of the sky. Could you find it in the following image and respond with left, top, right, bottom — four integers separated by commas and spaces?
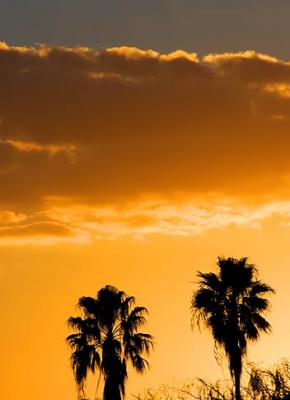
2, 2, 290, 400
1, 0, 290, 58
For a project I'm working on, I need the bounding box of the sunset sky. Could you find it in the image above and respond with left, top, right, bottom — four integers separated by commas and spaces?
2, 2, 290, 400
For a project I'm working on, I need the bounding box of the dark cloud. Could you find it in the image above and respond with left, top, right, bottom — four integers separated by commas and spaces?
1, 44, 290, 210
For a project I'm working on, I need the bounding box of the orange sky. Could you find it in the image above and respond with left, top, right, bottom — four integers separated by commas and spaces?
1, 44, 290, 400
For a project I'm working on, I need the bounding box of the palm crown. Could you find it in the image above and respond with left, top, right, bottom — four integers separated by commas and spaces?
192, 257, 274, 400
66, 285, 154, 400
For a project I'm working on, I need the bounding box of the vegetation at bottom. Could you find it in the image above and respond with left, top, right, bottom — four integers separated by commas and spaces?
136, 360, 290, 400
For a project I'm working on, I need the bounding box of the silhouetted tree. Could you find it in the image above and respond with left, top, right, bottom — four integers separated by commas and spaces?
67, 285, 153, 400
191, 257, 274, 400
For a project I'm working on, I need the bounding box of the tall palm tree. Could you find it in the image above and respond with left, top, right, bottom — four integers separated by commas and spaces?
191, 257, 274, 400
66, 285, 154, 400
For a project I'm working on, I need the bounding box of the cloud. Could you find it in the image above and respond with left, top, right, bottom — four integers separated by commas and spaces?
0, 139, 76, 157
1, 200, 290, 244
1, 43, 290, 235
0, 211, 27, 223
0, 218, 88, 245
43, 200, 290, 239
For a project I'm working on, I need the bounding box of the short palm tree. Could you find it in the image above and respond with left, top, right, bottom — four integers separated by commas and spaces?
191, 257, 274, 400
67, 285, 154, 400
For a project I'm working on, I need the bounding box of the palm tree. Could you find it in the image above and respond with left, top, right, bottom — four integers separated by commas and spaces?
191, 257, 274, 400
66, 285, 154, 400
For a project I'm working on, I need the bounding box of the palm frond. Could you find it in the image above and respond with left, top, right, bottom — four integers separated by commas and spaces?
123, 306, 148, 332
78, 296, 97, 317
126, 332, 154, 355
120, 295, 136, 319
67, 316, 86, 331
243, 296, 270, 312
192, 288, 218, 312
251, 313, 272, 334
197, 271, 222, 291
130, 353, 149, 373
69, 335, 99, 393
250, 281, 275, 296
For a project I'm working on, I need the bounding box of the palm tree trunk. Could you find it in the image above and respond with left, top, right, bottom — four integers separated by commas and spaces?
103, 376, 122, 400
234, 368, 242, 400
230, 340, 242, 400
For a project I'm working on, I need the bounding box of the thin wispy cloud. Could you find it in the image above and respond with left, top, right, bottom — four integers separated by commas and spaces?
1, 200, 290, 244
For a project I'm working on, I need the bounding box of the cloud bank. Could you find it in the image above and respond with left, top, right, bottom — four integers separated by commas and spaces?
1, 43, 290, 242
